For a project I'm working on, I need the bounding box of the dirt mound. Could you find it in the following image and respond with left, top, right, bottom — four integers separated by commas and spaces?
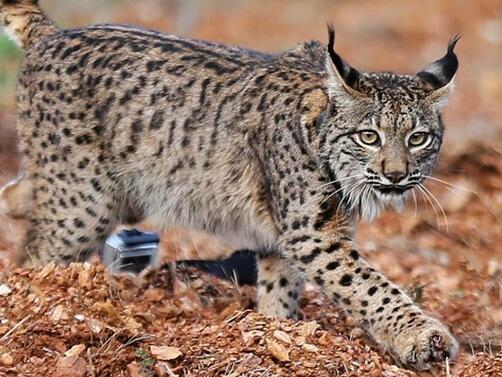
0, 262, 500, 376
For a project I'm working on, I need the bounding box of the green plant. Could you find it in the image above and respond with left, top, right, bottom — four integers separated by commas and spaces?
135, 347, 155, 369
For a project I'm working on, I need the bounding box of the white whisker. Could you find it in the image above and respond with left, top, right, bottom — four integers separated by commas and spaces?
416, 184, 441, 230
319, 179, 361, 205
312, 174, 364, 192
411, 188, 418, 218
425, 174, 498, 221
349, 183, 364, 211
424, 175, 477, 194
419, 183, 449, 232
335, 180, 364, 219
359, 184, 369, 211
359, 184, 372, 216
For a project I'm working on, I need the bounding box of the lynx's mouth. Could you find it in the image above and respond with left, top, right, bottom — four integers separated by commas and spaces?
374, 184, 412, 196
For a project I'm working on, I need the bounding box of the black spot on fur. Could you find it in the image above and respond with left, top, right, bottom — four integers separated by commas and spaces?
326, 261, 339, 270
266, 282, 274, 293
73, 218, 85, 228
339, 274, 353, 286
279, 277, 288, 287
149, 109, 165, 130
300, 247, 321, 264
326, 242, 340, 253
314, 276, 324, 286
368, 286, 378, 296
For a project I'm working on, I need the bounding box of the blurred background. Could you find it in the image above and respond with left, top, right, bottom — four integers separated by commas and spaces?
1, 0, 502, 142
0, 1, 500, 372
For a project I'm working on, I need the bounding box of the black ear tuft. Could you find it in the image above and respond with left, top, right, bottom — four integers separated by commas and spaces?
2, 0, 39, 5
447, 34, 462, 54
417, 35, 461, 90
326, 24, 360, 90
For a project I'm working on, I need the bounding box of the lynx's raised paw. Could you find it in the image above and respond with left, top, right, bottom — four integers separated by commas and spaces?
393, 318, 458, 371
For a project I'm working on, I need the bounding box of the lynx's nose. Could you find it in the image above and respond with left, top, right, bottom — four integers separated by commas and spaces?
382, 159, 408, 184
384, 171, 407, 184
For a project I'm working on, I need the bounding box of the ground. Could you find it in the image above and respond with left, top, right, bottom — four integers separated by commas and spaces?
0, 1, 501, 376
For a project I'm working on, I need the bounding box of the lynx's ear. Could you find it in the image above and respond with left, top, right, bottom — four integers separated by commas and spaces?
325, 25, 363, 101
417, 35, 460, 108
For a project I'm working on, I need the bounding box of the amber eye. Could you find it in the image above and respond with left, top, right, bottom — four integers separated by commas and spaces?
358, 131, 380, 146
408, 132, 429, 147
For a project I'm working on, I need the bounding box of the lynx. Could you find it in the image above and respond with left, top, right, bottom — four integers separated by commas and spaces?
0, 0, 460, 370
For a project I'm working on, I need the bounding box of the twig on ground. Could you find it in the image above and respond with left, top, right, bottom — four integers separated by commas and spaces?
0, 314, 31, 342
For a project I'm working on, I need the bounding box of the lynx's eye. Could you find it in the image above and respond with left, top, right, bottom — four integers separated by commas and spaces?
358, 130, 380, 146
408, 132, 430, 148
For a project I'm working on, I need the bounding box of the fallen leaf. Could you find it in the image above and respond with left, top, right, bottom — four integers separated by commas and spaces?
295, 335, 306, 346
302, 360, 317, 368
125, 316, 142, 332
318, 331, 331, 346
150, 346, 183, 361
273, 330, 292, 344
266, 339, 289, 362
64, 344, 86, 358
242, 330, 264, 346
86, 318, 104, 334
30, 356, 44, 365
36, 262, 56, 280
127, 361, 144, 377
302, 343, 319, 353
93, 301, 121, 322
54, 356, 87, 377
77, 269, 92, 289
51, 305, 69, 323
300, 321, 318, 338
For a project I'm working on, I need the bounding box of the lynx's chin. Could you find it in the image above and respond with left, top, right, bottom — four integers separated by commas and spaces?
358, 187, 408, 222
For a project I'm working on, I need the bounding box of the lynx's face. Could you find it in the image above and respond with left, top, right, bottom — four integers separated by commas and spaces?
319, 28, 459, 220
321, 86, 445, 220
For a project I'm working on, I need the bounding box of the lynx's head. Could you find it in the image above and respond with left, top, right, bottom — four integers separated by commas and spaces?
319, 27, 459, 220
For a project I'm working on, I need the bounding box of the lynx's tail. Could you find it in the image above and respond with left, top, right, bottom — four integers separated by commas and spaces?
0, 0, 58, 48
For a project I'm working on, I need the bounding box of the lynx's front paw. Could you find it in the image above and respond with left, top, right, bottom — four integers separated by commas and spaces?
392, 317, 458, 371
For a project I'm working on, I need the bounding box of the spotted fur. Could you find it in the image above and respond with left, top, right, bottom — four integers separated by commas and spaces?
0, 2, 460, 370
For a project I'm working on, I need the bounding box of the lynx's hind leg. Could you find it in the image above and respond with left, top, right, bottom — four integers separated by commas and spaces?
257, 255, 303, 320
18, 173, 123, 267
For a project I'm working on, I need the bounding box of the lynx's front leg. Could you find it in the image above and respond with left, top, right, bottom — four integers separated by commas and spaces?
280, 231, 457, 370
257, 255, 303, 320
